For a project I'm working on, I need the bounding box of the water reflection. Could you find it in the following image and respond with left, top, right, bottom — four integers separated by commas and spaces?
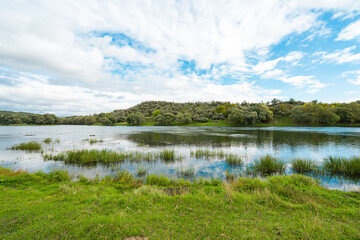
1, 125, 360, 191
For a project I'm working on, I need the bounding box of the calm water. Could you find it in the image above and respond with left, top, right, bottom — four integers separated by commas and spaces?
1, 125, 360, 191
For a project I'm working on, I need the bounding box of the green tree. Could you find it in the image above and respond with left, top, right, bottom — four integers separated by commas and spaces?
126, 112, 145, 126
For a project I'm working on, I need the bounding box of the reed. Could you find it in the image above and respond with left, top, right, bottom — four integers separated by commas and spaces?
225, 154, 242, 166
10, 141, 42, 151
42, 149, 183, 164
323, 156, 360, 178
190, 149, 225, 159
43, 138, 52, 144
291, 158, 318, 173
136, 166, 149, 177
177, 168, 195, 177
159, 149, 182, 162
252, 155, 285, 175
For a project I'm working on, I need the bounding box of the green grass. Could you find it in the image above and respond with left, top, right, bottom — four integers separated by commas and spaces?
291, 158, 319, 174
83, 139, 104, 144
159, 149, 182, 162
0, 167, 360, 239
190, 149, 226, 159
323, 156, 360, 178
177, 168, 195, 177
43, 149, 183, 164
251, 155, 285, 176
225, 154, 242, 166
136, 166, 148, 177
43, 138, 52, 144
10, 141, 42, 151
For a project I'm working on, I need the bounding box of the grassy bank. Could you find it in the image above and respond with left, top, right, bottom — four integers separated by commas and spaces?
0, 167, 359, 239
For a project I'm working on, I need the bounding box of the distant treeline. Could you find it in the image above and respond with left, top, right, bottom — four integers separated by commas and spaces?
1, 99, 360, 126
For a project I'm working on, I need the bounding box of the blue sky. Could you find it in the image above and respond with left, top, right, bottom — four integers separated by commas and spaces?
0, 0, 360, 115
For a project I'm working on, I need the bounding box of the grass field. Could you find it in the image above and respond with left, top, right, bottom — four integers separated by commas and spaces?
0, 167, 359, 239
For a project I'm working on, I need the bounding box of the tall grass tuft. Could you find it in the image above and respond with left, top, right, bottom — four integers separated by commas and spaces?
159, 149, 182, 162
42, 149, 183, 164
177, 168, 195, 177
323, 156, 360, 178
136, 166, 149, 177
43, 138, 52, 144
252, 155, 285, 176
10, 141, 42, 151
225, 154, 242, 166
291, 158, 318, 174
190, 149, 225, 159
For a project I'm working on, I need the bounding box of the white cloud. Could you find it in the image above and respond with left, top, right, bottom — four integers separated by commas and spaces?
342, 70, 360, 85
337, 19, 360, 41
315, 46, 360, 64
0, 0, 360, 113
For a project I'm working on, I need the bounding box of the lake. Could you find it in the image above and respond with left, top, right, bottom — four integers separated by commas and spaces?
1, 125, 360, 191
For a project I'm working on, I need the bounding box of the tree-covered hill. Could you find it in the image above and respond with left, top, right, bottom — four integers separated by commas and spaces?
1, 99, 360, 126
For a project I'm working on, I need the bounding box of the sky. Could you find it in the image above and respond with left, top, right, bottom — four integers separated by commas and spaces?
1, 0, 360, 116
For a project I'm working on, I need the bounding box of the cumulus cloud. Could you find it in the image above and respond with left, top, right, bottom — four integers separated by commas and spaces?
1, 0, 360, 113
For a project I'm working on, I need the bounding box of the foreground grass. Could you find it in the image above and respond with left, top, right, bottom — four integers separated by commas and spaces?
0, 167, 359, 239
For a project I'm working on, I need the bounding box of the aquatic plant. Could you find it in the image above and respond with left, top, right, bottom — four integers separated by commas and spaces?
190, 149, 225, 159
225, 154, 242, 166
42, 149, 183, 164
225, 170, 237, 182
252, 155, 285, 176
136, 166, 148, 177
10, 141, 42, 151
43, 138, 52, 144
323, 156, 360, 178
291, 158, 318, 174
177, 168, 195, 177
159, 149, 182, 162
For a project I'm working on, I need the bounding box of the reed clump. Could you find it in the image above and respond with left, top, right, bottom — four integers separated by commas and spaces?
10, 141, 42, 151
136, 166, 149, 177
190, 149, 225, 159
42, 149, 183, 164
291, 158, 319, 174
252, 155, 285, 176
323, 156, 360, 178
177, 168, 195, 177
225, 154, 242, 166
159, 149, 183, 162
43, 138, 52, 144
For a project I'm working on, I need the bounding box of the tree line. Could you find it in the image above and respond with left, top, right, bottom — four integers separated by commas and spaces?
1, 99, 360, 126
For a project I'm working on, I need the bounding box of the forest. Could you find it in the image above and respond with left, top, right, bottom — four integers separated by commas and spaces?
1, 99, 360, 126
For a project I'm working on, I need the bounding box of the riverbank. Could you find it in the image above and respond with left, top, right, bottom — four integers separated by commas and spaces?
1, 167, 359, 239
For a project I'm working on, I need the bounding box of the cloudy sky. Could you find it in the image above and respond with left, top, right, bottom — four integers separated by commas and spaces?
1, 0, 360, 115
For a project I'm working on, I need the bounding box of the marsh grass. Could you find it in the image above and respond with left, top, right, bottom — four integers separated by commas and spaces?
42, 149, 183, 164
159, 149, 183, 162
225, 154, 242, 166
43, 138, 52, 144
291, 158, 319, 174
323, 156, 360, 178
190, 149, 225, 159
251, 155, 285, 176
177, 168, 195, 177
225, 170, 237, 182
83, 138, 104, 144
10, 141, 42, 151
136, 166, 149, 177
